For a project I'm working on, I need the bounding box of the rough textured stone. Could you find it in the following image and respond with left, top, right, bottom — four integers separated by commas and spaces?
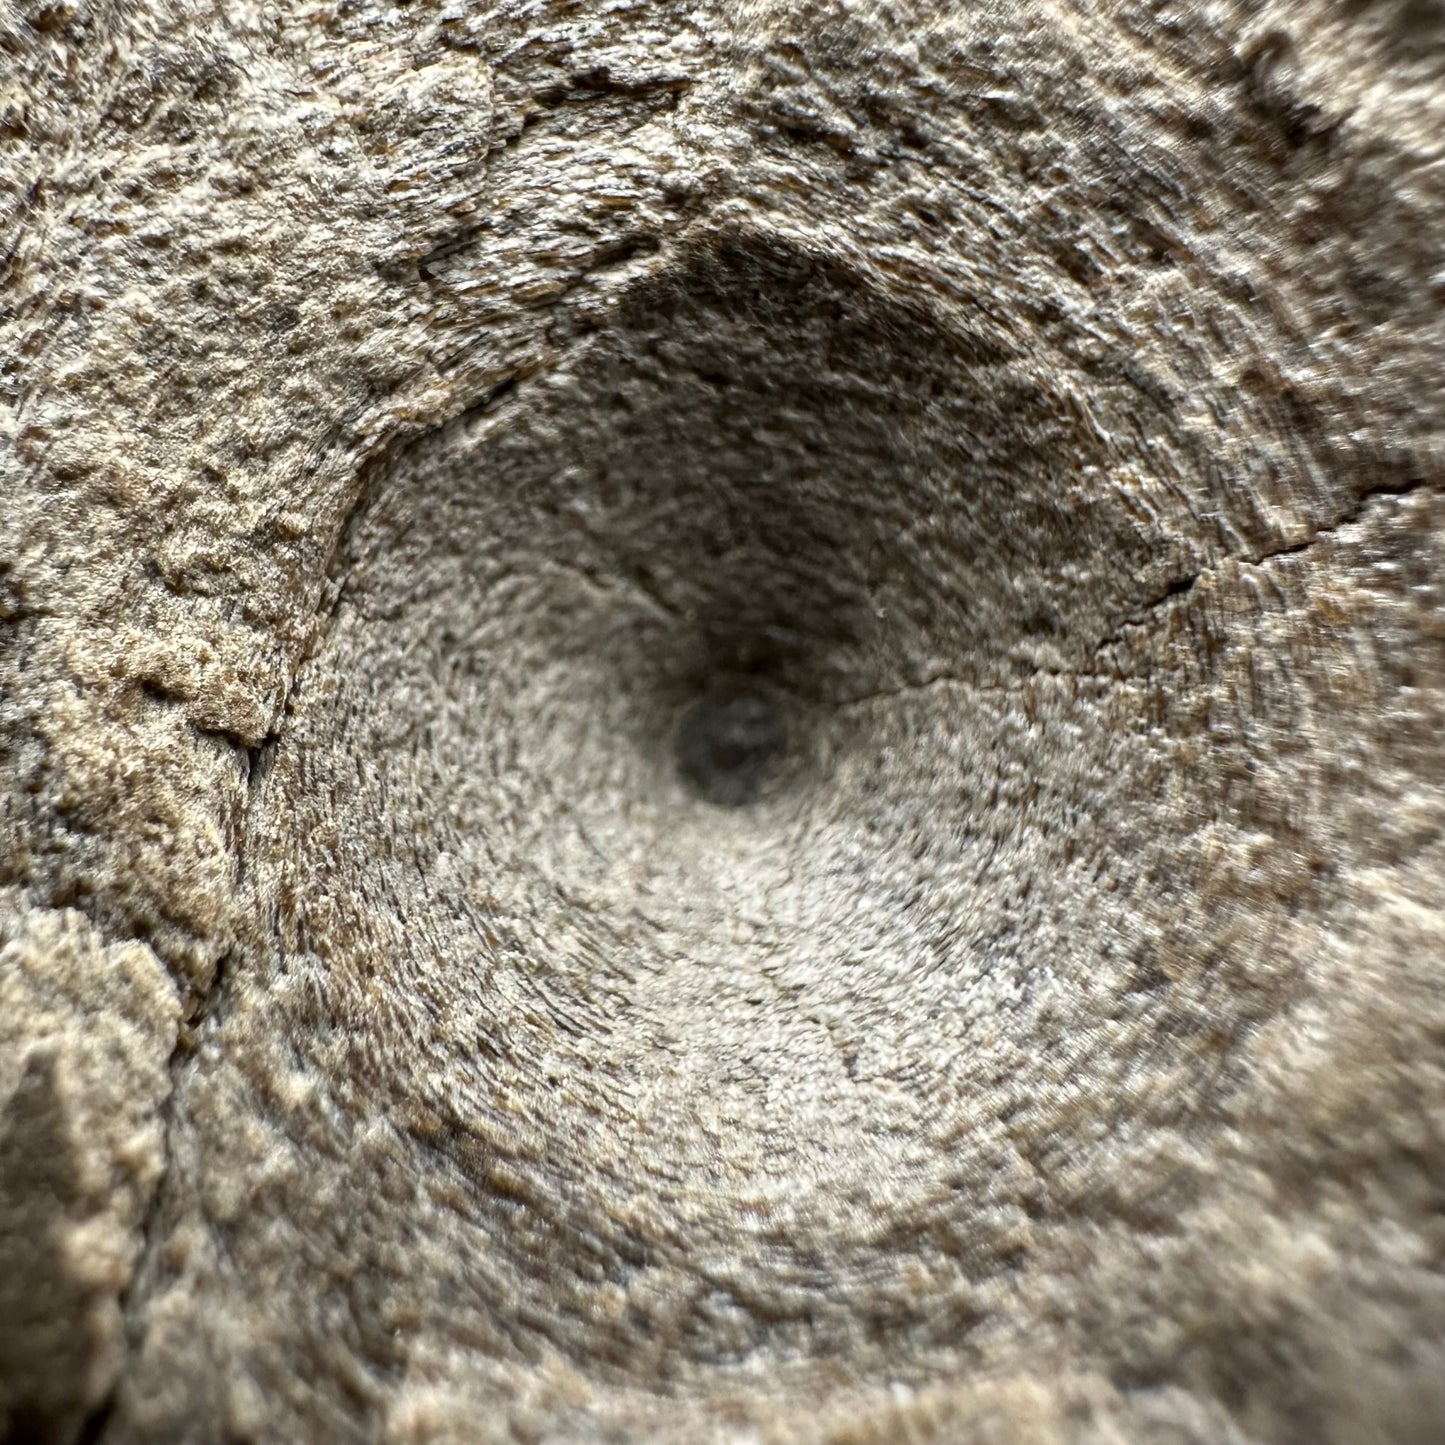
1, 1, 1442, 1441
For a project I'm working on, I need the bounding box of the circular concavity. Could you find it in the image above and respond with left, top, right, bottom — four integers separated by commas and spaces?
230, 236, 1346, 1408
677, 691, 787, 806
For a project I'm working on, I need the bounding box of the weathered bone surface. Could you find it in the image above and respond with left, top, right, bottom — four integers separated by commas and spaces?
2, 1, 1443, 1440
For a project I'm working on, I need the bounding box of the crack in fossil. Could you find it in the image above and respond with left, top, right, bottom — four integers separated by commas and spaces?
1099, 475, 1436, 649
102, 185, 726, 1400
837, 478, 1436, 712
49, 51, 1435, 1424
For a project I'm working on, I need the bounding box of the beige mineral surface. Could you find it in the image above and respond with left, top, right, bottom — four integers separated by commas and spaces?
1, 1, 1443, 1441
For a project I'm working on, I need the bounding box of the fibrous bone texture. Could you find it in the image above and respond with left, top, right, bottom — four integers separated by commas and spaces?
1, 1, 1442, 1441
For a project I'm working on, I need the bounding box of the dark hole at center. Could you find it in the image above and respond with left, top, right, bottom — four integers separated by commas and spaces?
677, 694, 787, 807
